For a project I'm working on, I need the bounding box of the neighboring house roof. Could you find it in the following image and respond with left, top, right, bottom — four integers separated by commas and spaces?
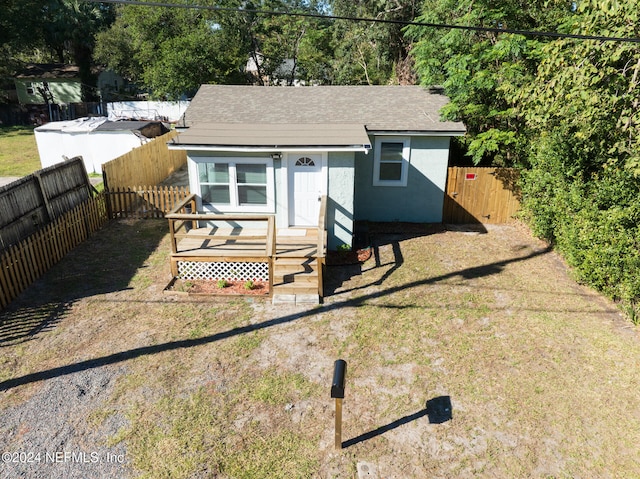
35, 117, 168, 136
180, 85, 465, 133
15, 63, 81, 80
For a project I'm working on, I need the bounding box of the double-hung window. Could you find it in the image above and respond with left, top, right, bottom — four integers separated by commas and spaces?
197, 158, 274, 212
373, 137, 410, 187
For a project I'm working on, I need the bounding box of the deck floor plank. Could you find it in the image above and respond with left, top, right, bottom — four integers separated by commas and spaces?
172, 227, 319, 258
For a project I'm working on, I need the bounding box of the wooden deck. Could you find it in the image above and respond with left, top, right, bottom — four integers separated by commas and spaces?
165, 194, 328, 303
173, 227, 319, 258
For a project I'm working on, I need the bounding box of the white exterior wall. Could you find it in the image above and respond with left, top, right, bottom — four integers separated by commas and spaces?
327, 152, 355, 249
35, 130, 147, 174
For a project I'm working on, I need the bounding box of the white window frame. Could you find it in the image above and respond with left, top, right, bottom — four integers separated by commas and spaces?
196, 157, 274, 213
372, 136, 411, 187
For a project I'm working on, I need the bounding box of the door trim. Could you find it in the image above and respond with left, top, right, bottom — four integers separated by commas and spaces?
282, 152, 328, 227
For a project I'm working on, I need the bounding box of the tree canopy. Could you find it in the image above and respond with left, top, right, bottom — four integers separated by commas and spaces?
1, 0, 115, 100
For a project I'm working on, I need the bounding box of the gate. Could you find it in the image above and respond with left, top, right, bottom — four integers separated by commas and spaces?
443, 167, 520, 224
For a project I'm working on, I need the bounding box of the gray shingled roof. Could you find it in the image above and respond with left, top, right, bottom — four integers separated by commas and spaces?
182, 85, 465, 133
174, 123, 371, 149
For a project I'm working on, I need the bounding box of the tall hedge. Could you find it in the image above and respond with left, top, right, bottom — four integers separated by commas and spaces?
521, 134, 640, 321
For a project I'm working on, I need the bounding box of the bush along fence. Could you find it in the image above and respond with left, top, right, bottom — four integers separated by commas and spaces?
0, 193, 109, 309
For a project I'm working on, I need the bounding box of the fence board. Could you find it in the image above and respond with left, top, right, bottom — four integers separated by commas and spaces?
106, 186, 190, 220
0, 158, 92, 251
0, 254, 15, 301
102, 130, 187, 190
0, 192, 110, 310
443, 167, 521, 224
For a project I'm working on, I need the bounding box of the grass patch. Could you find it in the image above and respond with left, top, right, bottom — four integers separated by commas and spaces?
0, 126, 40, 176
117, 388, 229, 478
116, 387, 318, 479
225, 331, 266, 358
3, 221, 640, 477
223, 429, 319, 479
248, 368, 319, 405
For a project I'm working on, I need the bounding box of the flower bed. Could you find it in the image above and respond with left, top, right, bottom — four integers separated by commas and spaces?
164, 278, 270, 296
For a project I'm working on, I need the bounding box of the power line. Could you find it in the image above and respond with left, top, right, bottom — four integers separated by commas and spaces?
82, 0, 640, 44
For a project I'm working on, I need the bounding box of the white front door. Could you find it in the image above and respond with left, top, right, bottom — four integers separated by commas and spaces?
288, 153, 324, 226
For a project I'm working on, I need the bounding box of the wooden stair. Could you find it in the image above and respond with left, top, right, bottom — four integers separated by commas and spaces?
272, 257, 322, 304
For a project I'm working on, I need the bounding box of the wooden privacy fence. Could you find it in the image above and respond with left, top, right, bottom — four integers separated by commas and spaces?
0, 185, 190, 309
0, 157, 94, 251
443, 167, 521, 224
102, 130, 187, 190
106, 186, 191, 219
0, 193, 109, 309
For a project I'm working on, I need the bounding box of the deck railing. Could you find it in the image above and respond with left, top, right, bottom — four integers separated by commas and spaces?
317, 195, 327, 259
165, 194, 328, 297
316, 195, 327, 297
165, 194, 277, 291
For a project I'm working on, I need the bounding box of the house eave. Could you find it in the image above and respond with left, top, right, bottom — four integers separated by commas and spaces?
368, 130, 466, 137
167, 144, 371, 153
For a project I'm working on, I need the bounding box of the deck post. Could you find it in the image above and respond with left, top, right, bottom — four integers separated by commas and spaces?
168, 218, 178, 254
190, 196, 197, 230
267, 216, 276, 296
317, 257, 324, 298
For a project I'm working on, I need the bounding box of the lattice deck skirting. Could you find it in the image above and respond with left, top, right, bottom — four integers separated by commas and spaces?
177, 260, 269, 281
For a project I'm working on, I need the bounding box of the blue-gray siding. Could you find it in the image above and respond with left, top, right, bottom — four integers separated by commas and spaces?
354, 136, 450, 223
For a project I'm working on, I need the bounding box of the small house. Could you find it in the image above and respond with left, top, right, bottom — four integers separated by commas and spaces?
14, 64, 83, 106
165, 85, 464, 303
171, 85, 464, 248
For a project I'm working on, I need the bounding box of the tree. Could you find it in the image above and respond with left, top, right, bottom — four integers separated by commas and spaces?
95, 0, 252, 98
407, 0, 571, 165
516, 0, 640, 318
247, 0, 333, 85
1, 0, 115, 101
44, 0, 115, 100
520, 0, 640, 174
330, 0, 421, 85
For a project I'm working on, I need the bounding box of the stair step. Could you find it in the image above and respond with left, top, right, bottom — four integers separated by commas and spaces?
274, 264, 316, 273
273, 277, 318, 287
271, 256, 320, 296
275, 257, 317, 265
272, 285, 319, 296
274, 269, 317, 280
272, 293, 320, 305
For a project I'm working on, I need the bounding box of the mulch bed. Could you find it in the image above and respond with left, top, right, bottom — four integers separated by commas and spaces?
164, 278, 270, 296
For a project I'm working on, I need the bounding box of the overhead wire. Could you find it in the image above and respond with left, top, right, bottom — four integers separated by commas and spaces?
81, 0, 640, 44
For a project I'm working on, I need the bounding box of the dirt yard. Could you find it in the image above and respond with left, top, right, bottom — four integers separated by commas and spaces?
1, 219, 640, 478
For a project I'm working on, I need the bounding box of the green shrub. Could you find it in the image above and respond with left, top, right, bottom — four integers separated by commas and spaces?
521, 148, 640, 322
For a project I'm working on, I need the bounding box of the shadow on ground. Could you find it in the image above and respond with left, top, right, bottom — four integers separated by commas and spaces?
0, 238, 552, 391
342, 395, 452, 448
324, 222, 450, 296
0, 220, 168, 347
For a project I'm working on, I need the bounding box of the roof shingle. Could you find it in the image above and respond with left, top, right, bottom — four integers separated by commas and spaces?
182, 85, 465, 133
